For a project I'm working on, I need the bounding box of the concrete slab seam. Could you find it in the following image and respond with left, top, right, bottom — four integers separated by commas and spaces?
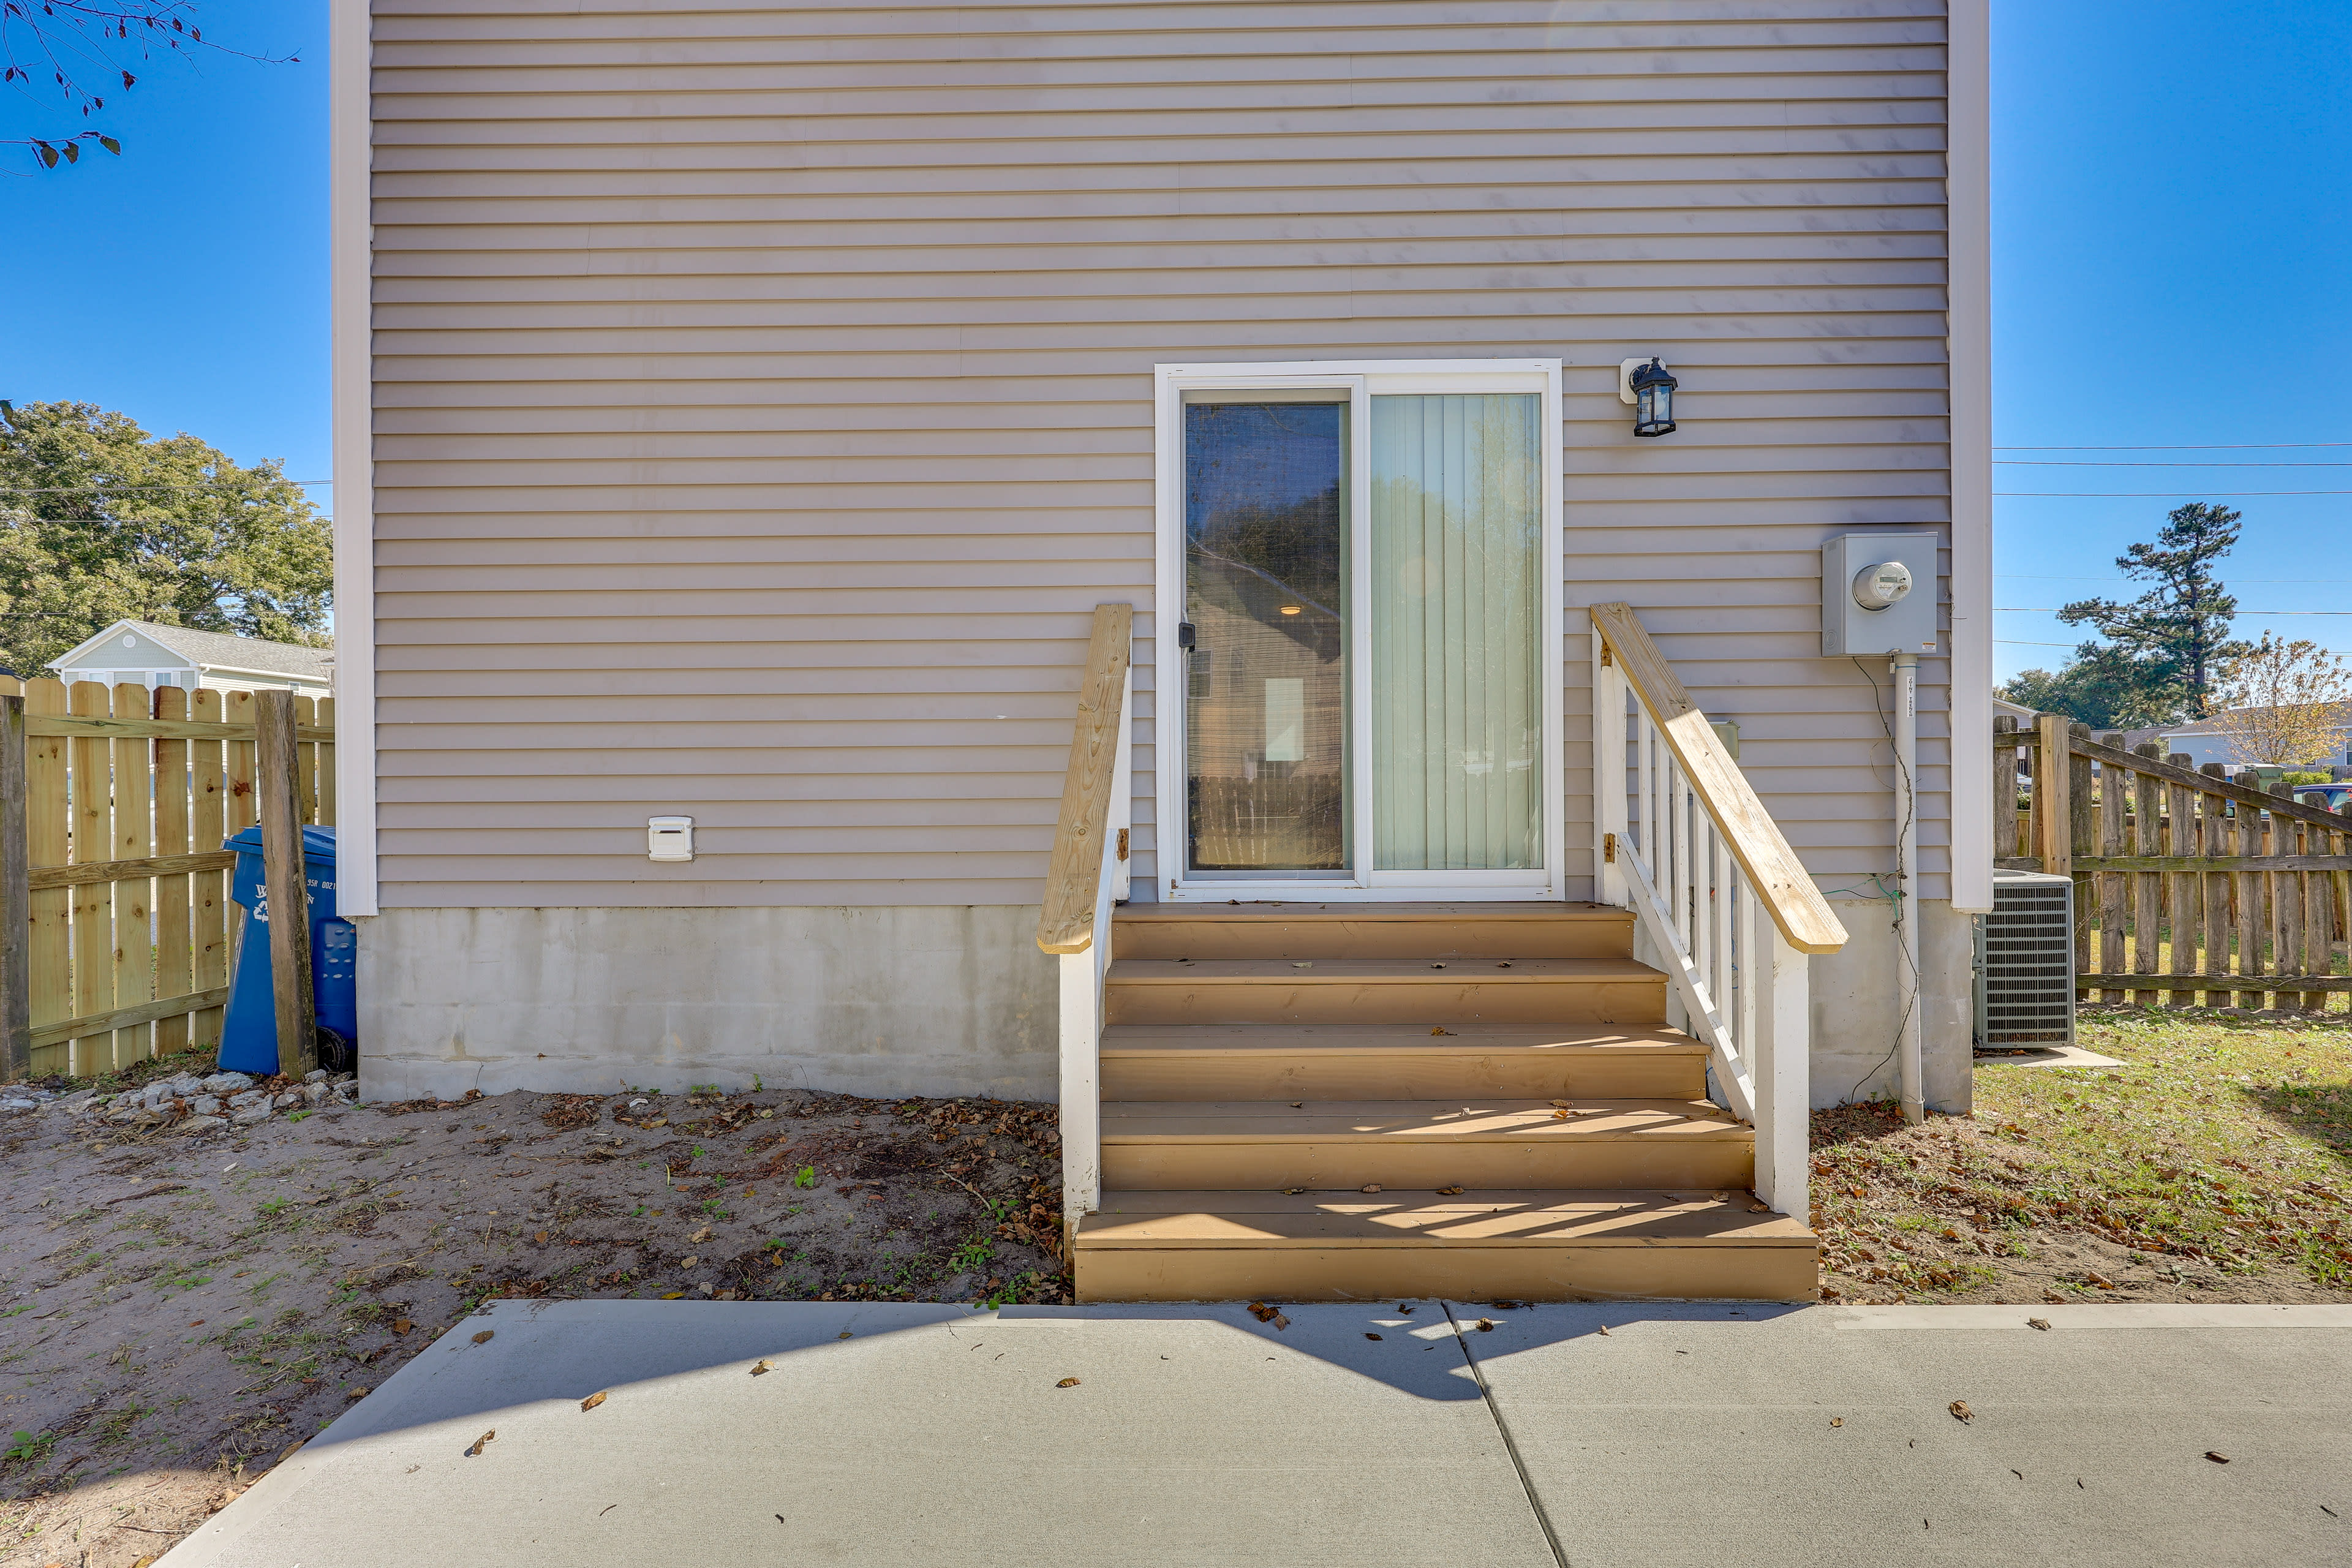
1443, 1301, 1570, 1568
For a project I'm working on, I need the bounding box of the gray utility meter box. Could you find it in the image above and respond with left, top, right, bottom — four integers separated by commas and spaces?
1821, 533, 1939, 657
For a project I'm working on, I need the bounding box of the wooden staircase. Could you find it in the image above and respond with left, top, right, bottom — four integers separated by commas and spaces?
1036, 603, 1844, 1306
1069, 903, 1819, 1302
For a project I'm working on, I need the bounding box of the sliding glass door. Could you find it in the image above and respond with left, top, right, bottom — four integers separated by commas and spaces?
1166, 363, 1561, 898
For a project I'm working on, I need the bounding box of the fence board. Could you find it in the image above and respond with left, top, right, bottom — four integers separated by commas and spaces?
2165, 760, 2196, 1008
224, 689, 257, 837
111, 683, 156, 1066
2097, 754, 2126, 1001
190, 688, 229, 1048
68, 680, 116, 1074
23, 679, 70, 1077
317, 696, 337, 826
2130, 744, 2161, 994
154, 687, 193, 1058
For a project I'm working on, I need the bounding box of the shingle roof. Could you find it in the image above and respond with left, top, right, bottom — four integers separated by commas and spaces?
126, 622, 333, 680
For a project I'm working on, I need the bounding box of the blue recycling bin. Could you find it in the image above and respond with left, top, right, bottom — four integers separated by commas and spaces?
217, 824, 358, 1076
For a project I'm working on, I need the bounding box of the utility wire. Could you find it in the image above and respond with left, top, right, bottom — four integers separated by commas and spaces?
2000, 606, 2352, 616
1995, 442, 2352, 451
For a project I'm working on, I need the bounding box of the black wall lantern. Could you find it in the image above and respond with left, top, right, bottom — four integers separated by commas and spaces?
1619, 356, 1678, 437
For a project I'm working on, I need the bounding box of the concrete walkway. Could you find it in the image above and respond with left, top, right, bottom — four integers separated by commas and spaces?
161, 1300, 2352, 1567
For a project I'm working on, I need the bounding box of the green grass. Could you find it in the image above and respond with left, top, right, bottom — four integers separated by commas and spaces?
1814, 1009, 2352, 1297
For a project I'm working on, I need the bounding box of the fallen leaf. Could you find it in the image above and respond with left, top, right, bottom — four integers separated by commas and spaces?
1364, 1332, 1382, 1341
1549, 1099, 1571, 1108
466, 1430, 496, 1457
681, 1256, 700, 1268
581, 1391, 607, 1412
1248, 1302, 1278, 1322
2205, 1451, 2230, 1464
1272, 1311, 1289, 1330
660, 1291, 686, 1300
1057, 1377, 1080, 1387
1597, 1325, 1611, 1336
750, 1359, 774, 1376
1282, 1187, 1306, 1195
1748, 1202, 1770, 1213
473, 1330, 494, 1345
1360, 1183, 1382, 1194
1436, 1185, 1464, 1196
1430, 1027, 1450, 1036
392, 1319, 412, 1335
345, 1387, 369, 1400
2028, 1317, 2051, 1331
1829, 1417, 1843, 1427
837, 1330, 853, 1340
690, 1226, 713, 1244
280, 1440, 305, 1463
1950, 1401, 1974, 1423
534, 1231, 549, 1245
1551, 1109, 1570, 1120
1476, 1318, 1494, 1332
1289, 1101, 1303, 1109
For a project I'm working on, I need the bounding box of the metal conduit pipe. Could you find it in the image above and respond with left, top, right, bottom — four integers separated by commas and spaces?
1892, 651, 1924, 1124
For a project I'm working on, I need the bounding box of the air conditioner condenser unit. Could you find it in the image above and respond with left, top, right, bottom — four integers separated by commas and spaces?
1975, 868, 2075, 1048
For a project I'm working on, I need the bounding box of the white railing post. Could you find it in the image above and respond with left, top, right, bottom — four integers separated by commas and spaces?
1593, 633, 1630, 908
1058, 944, 1102, 1232
1754, 927, 1811, 1218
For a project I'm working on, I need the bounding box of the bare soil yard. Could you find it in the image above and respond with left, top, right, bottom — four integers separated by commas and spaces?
0, 1056, 1066, 1567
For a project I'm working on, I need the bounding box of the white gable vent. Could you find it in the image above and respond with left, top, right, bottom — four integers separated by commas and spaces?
1975, 869, 2075, 1047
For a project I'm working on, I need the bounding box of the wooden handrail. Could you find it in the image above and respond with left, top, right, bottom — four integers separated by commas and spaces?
1591, 603, 1847, 955
1036, 604, 1133, 954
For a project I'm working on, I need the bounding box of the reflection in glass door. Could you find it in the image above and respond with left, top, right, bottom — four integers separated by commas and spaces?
1182, 399, 1349, 873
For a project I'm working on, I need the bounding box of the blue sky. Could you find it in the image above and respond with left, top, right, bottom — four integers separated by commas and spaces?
4, 0, 2348, 685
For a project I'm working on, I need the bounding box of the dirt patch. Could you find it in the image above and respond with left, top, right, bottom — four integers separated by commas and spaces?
0, 1069, 1066, 1566
1814, 1008, 2352, 1305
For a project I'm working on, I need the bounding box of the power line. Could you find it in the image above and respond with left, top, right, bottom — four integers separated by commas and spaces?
1996, 459, 2352, 467
1994, 442, 2352, 451
1996, 489, 2352, 497
2000, 606, 2352, 616
1999, 573, 2352, 583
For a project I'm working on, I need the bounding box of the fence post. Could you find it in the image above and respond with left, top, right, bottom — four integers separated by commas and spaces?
256, 690, 317, 1077
0, 696, 28, 1083
2034, 714, 2071, 875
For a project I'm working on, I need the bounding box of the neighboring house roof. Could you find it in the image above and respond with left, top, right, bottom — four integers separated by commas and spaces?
50, 619, 333, 682
2108, 704, 2352, 755
1991, 695, 2036, 725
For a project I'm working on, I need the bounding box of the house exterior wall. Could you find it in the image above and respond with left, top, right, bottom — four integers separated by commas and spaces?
359, 0, 1975, 1097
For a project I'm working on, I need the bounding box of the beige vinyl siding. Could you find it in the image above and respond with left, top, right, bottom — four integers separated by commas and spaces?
369, 0, 1954, 908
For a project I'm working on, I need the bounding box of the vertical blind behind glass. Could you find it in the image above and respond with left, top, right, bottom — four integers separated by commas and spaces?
1369, 393, 1544, 871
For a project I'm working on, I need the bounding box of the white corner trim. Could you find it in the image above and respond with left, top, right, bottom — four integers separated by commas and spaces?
1945, 0, 1994, 913
330, 0, 378, 915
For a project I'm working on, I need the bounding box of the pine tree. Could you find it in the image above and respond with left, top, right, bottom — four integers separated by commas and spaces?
2056, 502, 2248, 718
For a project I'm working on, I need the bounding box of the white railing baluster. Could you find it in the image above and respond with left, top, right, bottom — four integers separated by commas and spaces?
1587, 604, 1844, 1223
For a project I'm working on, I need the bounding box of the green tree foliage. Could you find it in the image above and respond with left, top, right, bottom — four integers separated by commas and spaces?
0, 401, 331, 676
2056, 502, 2249, 718
2000, 642, 2187, 733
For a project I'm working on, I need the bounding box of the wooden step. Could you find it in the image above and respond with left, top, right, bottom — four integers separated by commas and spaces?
1101, 1099, 1752, 1192
1104, 958, 1667, 1027
1114, 902, 1634, 961
1072, 1189, 1817, 1303
1099, 1024, 1708, 1102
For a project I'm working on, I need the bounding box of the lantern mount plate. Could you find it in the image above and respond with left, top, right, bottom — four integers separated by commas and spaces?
1619, 358, 1667, 405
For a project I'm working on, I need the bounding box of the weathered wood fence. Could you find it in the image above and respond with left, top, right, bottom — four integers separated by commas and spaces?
0, 677, 333, 1079
1996, 714, 2352, 1010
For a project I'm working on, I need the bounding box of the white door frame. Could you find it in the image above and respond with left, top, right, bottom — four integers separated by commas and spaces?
1152, 358, 1566, 903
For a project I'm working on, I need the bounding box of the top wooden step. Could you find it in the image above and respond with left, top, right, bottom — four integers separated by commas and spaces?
1113, 902, 1633, 961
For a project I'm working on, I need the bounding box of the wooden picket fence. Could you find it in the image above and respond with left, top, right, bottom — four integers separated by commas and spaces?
0, 676, 333, 1079
1996, 714, 2352, 1010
